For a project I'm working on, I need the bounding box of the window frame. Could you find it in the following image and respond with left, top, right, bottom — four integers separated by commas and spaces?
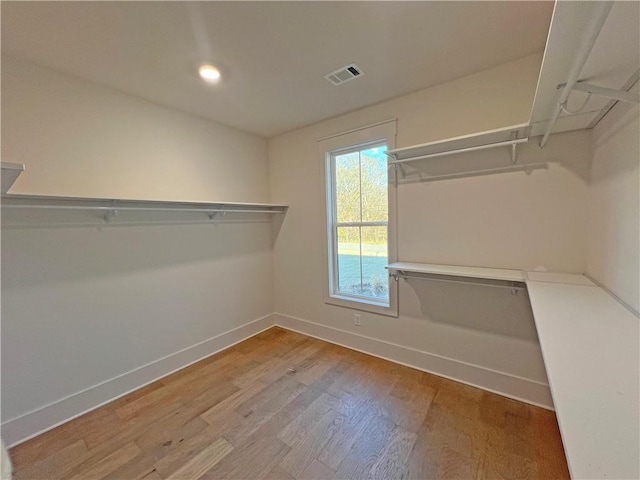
319, 120, 398, 317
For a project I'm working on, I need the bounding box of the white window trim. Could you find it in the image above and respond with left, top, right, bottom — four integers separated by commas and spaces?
319, 119, 398, 317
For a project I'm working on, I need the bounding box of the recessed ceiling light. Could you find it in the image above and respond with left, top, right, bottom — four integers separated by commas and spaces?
199, 64, 221, 83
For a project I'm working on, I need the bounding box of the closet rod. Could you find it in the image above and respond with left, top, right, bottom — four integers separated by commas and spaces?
397, 163, 548, 183
1, 218, 276, 229
1, 205, 284, 214
388, 138, 528, 165
390, 272, 527, 291
539, 1, 613, 148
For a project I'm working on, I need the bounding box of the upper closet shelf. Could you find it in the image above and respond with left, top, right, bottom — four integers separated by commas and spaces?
530, 1, 640, 146
385, 124, 530, 166
386, 262, 526, 283
1, 193, 288, 228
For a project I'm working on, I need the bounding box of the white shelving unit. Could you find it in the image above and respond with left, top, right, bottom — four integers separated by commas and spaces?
387, 264, 640, 478
386, 262, 526, 283
529, 2, 640, 144
385, 124, 530, 165
1, 193, 288, 228
526, 272, 639, 480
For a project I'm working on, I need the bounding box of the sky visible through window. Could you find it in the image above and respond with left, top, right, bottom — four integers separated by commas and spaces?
334, 145, 388, 301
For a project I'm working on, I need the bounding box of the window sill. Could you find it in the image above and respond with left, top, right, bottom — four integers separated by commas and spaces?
325, 294, 398, 317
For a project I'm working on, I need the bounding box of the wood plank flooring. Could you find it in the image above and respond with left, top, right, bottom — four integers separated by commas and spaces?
9, 327, 570, 479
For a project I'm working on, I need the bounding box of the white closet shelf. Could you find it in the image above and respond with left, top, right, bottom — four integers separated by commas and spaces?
388, 263, 639, 478
385, 124, 530, 165
526, 277, 639, 480
1, 193, 288, 227
0, 193, 288, 213
525, 271, 595, 286
386, 262, 526, 282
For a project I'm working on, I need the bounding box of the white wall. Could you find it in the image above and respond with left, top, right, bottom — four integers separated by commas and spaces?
2, 56, 269, 202
397, 132, 591, 272
587, 99, 640, 313
269, 53, 592, 406
1, 50, 609, 446
1, 58, 274, 445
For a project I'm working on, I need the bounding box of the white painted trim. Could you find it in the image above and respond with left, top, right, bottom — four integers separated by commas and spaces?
2, 314, 275, 448
273, 313, 554, 410
320, 120, 399, 318
4, 310, 554, 448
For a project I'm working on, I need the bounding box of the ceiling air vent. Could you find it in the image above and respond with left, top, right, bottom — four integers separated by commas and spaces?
324, 63, 364, 86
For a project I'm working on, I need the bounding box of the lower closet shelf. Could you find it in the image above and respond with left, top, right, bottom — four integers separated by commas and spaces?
386, 262, 526, 282
387, 263, 639, 478
526, 272, 639, 480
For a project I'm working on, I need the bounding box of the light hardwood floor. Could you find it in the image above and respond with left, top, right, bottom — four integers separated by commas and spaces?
9, 327, 570, 479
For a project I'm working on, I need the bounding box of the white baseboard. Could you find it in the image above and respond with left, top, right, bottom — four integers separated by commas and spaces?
273, 312, 554, 410
2, 314, 274, 448
4, 311, 554, 448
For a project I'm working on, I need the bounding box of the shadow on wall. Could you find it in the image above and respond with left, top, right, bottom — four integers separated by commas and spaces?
592, 103, 640, 180
400, 277, 539, 341
1, 221, 273, 289
271, 210, 287, 245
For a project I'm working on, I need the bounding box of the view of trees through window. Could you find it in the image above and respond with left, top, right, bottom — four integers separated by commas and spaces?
333, 144, 388, 301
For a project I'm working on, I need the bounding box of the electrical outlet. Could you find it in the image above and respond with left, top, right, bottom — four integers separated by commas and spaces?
354, 313, 362, 326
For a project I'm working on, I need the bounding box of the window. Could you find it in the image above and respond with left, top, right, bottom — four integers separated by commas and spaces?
320, 120, 398, 316
330, 143, 389, 302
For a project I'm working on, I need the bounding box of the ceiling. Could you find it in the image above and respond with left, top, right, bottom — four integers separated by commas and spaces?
1, 1, 554, 138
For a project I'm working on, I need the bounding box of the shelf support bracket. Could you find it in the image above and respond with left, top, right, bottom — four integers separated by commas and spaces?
511, 142, 518, 165
539, 1, 613, 149
559, 81, 640, 104
104, 209, 118, 223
